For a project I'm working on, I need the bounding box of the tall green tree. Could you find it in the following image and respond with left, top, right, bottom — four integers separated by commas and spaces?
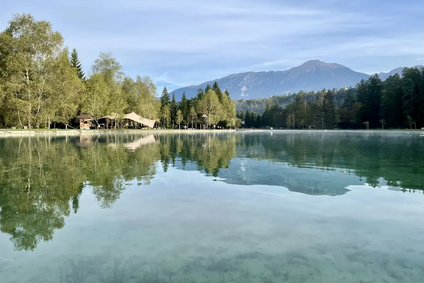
82, 73, 109, 126
196, 88, 205, 100
170, 93, 177, 127
322, 89, 336, 129
122, 75, 159, 120
70, 48, 85, 81
212, 81, 223, 102
160, 87, 170, 106
199, 90, 222, 127
189, 105, 197, 129
161, 104, 171, 128
0, 14, 65, 128
176, 109, 183, 129
402, 67, 422, 128
381, 74, 404, 128
366, 74, 383, 127
338, 88, 357, 128
159, 87, 171, 127
49, 49, 85, 128
90, 52, 127, 118
220, 93, 237, 128
179, 92, 190, 126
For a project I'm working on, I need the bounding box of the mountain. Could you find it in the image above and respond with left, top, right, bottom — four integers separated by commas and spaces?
378, 65, 423, 81
170, 61, 424, 100
170, 60, 370, 100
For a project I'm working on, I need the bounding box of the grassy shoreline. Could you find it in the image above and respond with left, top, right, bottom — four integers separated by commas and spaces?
0, 128, 238, 137
0, 128, 422, 138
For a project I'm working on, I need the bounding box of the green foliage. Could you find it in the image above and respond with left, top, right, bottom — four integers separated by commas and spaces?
237, 68, 424, 129
0, 14, 163, 129
179, 92, 189, 126
70, 48, 85, 81
176, 109, 183, 129
199, 89, 223, 127
0, 13, 65, 128
122, 75, 159, 120
189, 106, 197, 128
170, 93, 177, 126
160, 87, 171, 128
82, 73, 109, 124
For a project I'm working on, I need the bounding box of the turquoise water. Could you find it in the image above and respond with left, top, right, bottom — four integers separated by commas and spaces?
0, 131, 423, 283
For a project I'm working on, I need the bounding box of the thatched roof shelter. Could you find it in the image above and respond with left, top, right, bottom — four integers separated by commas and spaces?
124, 112, 156, 128
98, 112, 156, 128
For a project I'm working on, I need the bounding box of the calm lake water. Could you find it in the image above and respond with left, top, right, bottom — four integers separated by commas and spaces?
0, 131, 423, 283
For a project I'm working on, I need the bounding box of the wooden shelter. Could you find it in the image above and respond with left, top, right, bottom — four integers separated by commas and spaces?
75, 114, 93, 129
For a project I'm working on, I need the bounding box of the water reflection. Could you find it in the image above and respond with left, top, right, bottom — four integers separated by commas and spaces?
0, 131, 423, 252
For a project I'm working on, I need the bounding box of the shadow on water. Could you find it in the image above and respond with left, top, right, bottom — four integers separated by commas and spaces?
0, 131, 423, 252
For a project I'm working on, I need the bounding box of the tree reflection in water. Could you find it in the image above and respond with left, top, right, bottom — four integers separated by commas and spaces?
0, 131, 422, 251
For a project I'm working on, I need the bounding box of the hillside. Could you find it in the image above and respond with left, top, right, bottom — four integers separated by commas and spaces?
170, 61, 423, 100
378, 65, 423, 80
171, 60, 370, 100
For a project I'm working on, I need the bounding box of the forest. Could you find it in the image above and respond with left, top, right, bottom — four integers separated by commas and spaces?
237, 69, 424, 129
0, 14, 238, 129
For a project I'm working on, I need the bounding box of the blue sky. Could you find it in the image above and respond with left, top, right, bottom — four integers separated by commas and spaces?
2, 0, 423, 92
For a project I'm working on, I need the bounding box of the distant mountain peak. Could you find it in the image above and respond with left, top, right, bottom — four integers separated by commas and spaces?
300, 59, 327, 66
170, 60, 421, 101
298, 59, 346, 70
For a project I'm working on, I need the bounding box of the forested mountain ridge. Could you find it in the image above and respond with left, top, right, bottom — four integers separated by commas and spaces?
171, 61, 421, 100
171, 60, 370, 100
378, 65, 423, 81
236, 68, 424, 130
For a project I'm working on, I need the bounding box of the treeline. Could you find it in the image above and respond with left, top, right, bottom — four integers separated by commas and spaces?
0, 14, 160, 128
0, 14, 237, 129
160, 82, 238, 129
237, 69, 424, 129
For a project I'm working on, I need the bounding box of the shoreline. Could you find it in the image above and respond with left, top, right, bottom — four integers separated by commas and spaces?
0, 129, 237, 137
0, 128, 422, 138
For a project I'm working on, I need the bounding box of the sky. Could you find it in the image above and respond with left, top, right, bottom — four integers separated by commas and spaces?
1, 0, 423, 93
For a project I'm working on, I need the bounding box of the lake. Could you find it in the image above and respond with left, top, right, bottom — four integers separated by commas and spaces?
0, 130, 423, 283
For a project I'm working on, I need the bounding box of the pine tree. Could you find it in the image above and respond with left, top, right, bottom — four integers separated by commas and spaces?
170, 93, 177, 127
381, 74, 403, 128
160, 87, 171, 127
212, 82, 223, 102
367, 74, 383, 127
196, 88, 205, 100
322, 90, 336, 129
160, 87, 170, 106
179, 92, 189, 126
70, 48, 85, 81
